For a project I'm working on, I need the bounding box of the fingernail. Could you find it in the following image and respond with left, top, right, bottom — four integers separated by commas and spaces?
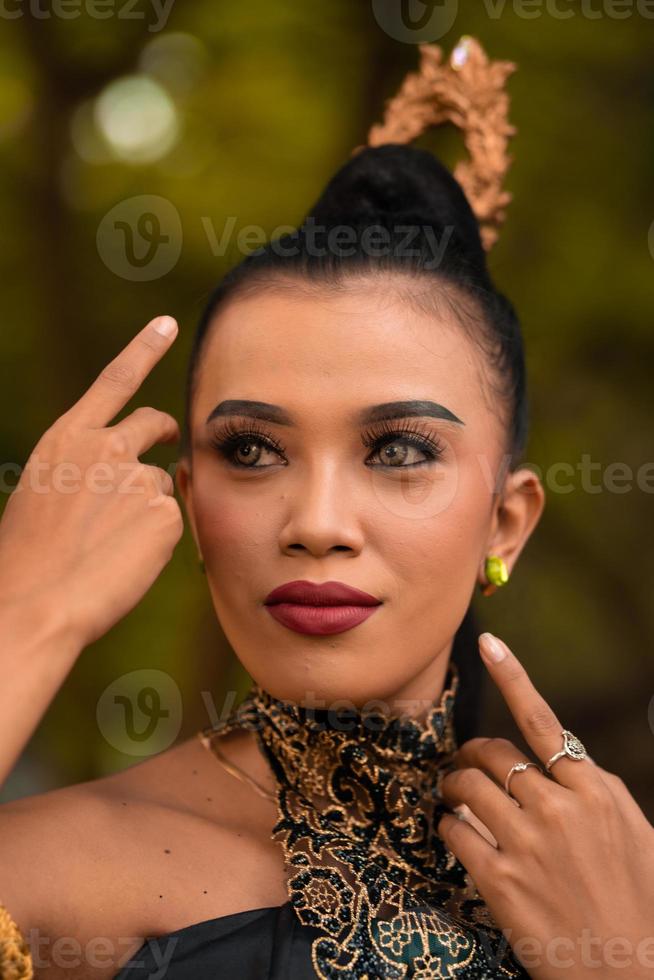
479, 632, 507, 663
153, 316, 177, 338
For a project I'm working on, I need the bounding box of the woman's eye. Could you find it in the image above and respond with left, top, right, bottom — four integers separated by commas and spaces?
210, 431, 286, 468
230, 438, 282, 467
367, 436, 440, 468
211, 425, 444, 470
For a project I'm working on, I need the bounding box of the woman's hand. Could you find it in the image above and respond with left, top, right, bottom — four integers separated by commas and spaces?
0, 315, 184, 649
436, 632, 654, 980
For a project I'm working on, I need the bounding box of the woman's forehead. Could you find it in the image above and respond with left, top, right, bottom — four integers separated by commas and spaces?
194, 285, 489, 412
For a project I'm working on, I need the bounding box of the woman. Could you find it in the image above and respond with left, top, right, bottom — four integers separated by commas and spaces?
0, 36, 652, 980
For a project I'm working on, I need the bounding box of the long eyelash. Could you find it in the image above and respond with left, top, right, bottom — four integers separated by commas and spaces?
209, 418, 445, 468
209, 418, 286, 462
360, 419, 446, 464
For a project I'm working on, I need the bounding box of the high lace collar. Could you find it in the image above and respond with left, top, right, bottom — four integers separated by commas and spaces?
232, 661, 459, 793
198, 660, 528, 979
251, 662, 458, 758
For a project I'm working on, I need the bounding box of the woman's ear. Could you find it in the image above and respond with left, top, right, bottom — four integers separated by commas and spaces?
479, 466, 545, 586
175, 457, 201, 559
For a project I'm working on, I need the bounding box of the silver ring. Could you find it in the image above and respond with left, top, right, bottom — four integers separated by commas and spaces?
504, 761, 543, 804
545, 729, 588, 772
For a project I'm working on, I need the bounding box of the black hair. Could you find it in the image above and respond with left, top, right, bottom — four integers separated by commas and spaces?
181, 143, 529, 746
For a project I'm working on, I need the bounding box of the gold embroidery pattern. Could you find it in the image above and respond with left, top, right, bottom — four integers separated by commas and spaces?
199, 663, 528, 979
0, 902, 33, 980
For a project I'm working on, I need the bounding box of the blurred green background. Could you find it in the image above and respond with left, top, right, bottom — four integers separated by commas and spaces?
0, 2, 652, 819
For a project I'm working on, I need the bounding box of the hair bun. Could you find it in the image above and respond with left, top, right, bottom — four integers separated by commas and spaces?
303, 143, 488, 275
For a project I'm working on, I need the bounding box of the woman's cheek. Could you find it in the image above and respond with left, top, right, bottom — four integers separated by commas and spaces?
194, 489, 274, 568
366, 465, 459, 525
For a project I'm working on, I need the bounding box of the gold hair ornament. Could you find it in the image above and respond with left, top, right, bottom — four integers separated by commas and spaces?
357, 35, 517, 251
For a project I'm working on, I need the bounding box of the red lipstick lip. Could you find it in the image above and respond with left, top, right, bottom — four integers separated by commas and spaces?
263, 579, 382, 607
265, 603, 379, 636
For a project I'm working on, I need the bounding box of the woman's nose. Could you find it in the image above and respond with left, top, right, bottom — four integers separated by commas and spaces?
277, 462, 365, 558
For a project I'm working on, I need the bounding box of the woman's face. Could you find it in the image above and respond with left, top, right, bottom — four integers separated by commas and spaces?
177, 278, 544, 711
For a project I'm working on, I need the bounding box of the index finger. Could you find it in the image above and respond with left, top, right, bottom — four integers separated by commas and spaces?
66, 315, 178, 429
477, 632, 597, 790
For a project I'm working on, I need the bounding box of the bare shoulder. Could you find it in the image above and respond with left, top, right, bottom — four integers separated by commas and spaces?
0, 730, 285, 979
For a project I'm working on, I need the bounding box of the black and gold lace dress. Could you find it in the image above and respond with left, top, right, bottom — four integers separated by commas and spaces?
0, 662, 530, 980
117, 661, 529, 979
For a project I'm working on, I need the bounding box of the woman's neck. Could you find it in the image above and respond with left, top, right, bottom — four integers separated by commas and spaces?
380, 645, 453, 722
207, 644, 457, 814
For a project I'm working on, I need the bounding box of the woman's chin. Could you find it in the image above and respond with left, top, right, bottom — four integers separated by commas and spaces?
240, 658, 413, 712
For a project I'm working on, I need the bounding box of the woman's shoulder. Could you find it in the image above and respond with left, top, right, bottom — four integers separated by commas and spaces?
0, 731, 285, 979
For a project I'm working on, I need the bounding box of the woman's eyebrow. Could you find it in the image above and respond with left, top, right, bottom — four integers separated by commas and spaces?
359, 401, 464, 426
206, 399, 464, 427
206, 400, 293, 425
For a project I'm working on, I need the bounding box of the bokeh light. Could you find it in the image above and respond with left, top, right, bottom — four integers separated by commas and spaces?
94, 74, 179, 164
139, 32, 208, 95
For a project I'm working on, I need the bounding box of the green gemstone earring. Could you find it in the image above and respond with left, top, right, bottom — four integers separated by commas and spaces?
481, 555, 509, 596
